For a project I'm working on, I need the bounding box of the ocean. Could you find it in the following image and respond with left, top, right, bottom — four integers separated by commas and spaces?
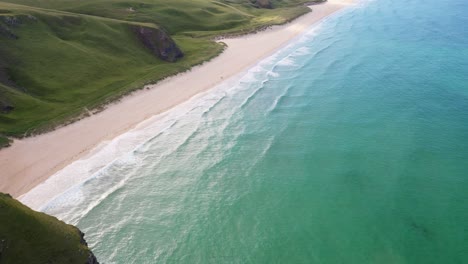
24, 0, 468, 262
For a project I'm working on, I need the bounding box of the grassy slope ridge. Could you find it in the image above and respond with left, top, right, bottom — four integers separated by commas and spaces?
0, 193, 98, 264
0, 0, 317, 141
0, 4, 224, 137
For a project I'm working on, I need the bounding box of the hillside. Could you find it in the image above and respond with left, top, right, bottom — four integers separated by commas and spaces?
0, 0, 320, 146
0, 192, 98, 263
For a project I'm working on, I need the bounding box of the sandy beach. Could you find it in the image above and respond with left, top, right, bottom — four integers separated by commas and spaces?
0, 0, 354, 198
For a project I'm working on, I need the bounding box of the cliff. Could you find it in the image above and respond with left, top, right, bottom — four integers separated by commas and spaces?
0, 193, 99, 264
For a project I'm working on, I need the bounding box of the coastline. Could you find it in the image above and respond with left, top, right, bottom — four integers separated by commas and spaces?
0, 0, 354, 199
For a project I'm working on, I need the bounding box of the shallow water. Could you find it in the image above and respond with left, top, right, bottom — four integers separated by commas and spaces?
33, 0, 468, 262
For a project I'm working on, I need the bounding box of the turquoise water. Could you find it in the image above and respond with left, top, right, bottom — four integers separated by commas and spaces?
40, 0, 468, 262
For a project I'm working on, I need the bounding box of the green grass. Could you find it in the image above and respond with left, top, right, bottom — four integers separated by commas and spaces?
184, 4, 311, 38
0, 192, 93, 263
0, 0, 318, 142
0, 0, 312, 35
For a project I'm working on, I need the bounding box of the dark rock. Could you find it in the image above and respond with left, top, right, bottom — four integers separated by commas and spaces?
256, 0, 273, 9
87, 252, 99, 264
3, 16, 21, 27
78, 230, 99, 264
78, 230, 88, 247
0, 77, 15, 113
0, 25, 18, 39
131, 26, 184, 62
0, 66, 18, 88
1, 105, 14, 114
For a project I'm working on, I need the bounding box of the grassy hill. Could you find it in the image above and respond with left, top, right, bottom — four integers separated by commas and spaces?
0, 0, 315, 36
0, 192, 98, 263
0, 0, 319, 146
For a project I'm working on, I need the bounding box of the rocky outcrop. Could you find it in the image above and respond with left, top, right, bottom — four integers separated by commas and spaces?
131, 25, 184, 62
0, 102, 14, 114
79, 231, 99, 264
3, 16, 22, 27
0, 25, 17, 39
256, 0, 273, 9
87, 253, 99, 264
0, 16, 23, 39
0, 193, 100, 264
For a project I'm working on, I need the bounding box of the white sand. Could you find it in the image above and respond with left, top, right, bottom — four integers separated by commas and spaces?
0, 0, 355, 198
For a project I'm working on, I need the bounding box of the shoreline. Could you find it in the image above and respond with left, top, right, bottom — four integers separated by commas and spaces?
0, 0, 354, 199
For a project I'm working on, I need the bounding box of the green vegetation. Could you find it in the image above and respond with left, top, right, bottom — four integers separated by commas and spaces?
0, 0, 313, 36
0, 0, 319, 143
0, 192, 97, 263
0, 5, 223, 137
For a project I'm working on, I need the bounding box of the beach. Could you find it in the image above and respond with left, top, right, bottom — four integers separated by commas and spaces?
5, 0, 468, 261
0, 0, 354, 198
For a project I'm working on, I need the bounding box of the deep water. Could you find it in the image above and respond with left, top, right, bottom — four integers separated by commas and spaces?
39, 0, 468, 262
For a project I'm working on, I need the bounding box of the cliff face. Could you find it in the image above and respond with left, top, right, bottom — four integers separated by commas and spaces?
131, 26, 184, 62
0, 193, 99, 264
